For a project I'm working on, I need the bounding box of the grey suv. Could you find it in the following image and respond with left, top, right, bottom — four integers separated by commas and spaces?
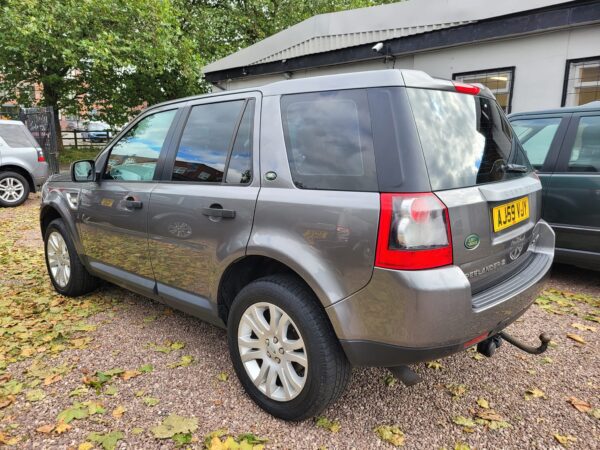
0, 120, 49, 207
40, 70, 555, 420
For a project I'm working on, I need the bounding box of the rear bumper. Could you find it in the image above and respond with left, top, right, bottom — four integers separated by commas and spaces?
326, 220, 555, 367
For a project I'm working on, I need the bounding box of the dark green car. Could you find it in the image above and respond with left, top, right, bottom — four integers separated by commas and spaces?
509, 103, 600, 270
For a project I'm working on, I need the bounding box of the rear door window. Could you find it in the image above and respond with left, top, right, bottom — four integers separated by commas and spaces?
280, 90, 377, 191
406, 88, 531, 191
172, 100, 246, 183
510, 117, 562, 169
566, 115, 600, 172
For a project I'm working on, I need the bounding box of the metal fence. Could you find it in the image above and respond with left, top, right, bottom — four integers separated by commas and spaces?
19, 106, 60, 174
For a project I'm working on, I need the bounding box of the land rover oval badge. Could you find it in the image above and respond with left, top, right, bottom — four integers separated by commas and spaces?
465, 234, 480, 250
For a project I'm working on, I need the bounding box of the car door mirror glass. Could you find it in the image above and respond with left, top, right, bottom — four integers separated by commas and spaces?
72, 160, 96, 182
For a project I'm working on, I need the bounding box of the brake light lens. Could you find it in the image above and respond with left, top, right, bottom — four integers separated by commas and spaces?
375, 193, 453, 270
36, 148, 45, 162
453, 81, 480, 95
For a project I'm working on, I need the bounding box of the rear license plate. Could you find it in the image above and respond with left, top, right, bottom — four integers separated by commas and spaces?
492, 197, 529, 232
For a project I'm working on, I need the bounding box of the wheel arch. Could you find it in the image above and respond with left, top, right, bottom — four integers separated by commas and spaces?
216, 255, 326, 325
0, 164, 35, 193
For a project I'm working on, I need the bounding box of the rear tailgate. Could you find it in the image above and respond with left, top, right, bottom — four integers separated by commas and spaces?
406, 86, 544, 294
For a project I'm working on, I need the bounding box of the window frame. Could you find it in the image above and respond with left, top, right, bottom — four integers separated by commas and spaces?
98, 105, 183, 183
508, 113, 571, 173
158, 91, 261, 187
561, 56, 600, 107
555, 111, 600, 174
452, 66, 515, 113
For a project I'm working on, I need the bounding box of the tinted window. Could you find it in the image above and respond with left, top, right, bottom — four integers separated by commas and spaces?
172, 100, 244, 183
104, 110, 176, 181
567, 115, 600, 173
226, 99, 254, 184
407, 88, 531, 191
0, 124, 37, 148
281, 90, 377, 191
511, 117, 562, 169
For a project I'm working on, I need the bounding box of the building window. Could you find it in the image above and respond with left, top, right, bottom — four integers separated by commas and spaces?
562, 57, 600, 107
453, 68, 515, 113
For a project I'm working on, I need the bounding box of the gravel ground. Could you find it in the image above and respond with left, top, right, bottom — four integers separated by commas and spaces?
1, 196, 599, 449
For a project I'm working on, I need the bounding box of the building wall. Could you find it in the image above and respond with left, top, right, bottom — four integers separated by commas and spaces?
214, 24, 600, 113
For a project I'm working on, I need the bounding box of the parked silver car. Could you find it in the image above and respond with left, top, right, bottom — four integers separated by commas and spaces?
0, 120, 49, 207
40, 70, 555, 420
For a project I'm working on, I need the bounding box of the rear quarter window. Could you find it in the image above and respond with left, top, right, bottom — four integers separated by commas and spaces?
280, 89, 377, 191
0, 124, 37, 148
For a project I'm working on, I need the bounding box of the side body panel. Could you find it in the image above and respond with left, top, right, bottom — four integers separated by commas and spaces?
249, 95, 380, 306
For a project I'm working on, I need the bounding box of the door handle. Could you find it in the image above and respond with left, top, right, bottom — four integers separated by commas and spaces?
202, 205, 235, 219
124, 196, 143, 209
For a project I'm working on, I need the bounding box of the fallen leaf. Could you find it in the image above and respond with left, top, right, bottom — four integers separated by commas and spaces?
446, 384, 467, 399
43, 374, 62, 385
384, 374, 396, 387
374, 425, 405, 447
554, 433, 577, 447
139, 364, 153, 373
571, 323, 596, 332
216, 372, 229, 382
121, 370, 141, 381
427, 360, 443, 370
315, 416, 341, 433
143, 397, 159, 407
452, 416, 476, 433
168, 355, 194, 368
112, 405, 126, 419
36, 424, 55, 433
151, 414, 198, 439
476, 410, 504, 422
566, 334, 586, 344
454, 443, 471, 450
104, 385, 117, 396
132, 427, 144, 435
525, 388, 546, 400
78, 443, 94, 450
477, 397, 490, 409
55, 420, 72, 434
88, 431, 124, 450
26, 389, 45, 402
589, 408, 600, 420
567, 397, 591, 413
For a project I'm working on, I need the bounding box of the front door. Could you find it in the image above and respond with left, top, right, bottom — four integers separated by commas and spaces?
77, 108, 180, 295
545, 112, 600, 264
148, 94, 260, 322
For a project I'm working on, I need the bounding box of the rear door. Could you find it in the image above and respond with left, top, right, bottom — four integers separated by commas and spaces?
406, 88, 544, 295
509, 113, 570, 218
544, 112, 600, 261
147, 93, 260, 321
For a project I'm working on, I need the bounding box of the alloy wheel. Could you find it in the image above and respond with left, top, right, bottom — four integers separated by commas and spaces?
46, 231, 71, 287
0, 177, 25, 203
237, 302, 308, 401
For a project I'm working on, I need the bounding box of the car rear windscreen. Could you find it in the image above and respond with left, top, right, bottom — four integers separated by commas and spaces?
406, 88, 532, 191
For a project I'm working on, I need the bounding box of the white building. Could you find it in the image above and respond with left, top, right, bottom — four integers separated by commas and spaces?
203, 0, 600, 113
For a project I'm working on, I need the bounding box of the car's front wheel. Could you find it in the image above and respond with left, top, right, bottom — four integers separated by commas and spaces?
0, 171, 29, 207
44, 218, 98, 296
227, 274, 351, 421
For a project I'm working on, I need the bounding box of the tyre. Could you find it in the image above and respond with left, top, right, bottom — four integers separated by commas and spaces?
227, 274, 351, 421
44, 218, 98, 296
0, 171, 29, 207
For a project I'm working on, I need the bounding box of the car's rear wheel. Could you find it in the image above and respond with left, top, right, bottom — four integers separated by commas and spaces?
0, 171, 29, 207
227, 274, 351, 421
44, 218, 98, 296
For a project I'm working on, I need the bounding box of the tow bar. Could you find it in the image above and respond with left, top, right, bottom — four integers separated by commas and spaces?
477, 332, 551, 357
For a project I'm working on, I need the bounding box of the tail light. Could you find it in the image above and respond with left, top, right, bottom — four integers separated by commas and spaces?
452, 81, 480, 95
375, 193, 453, 270
36, 148, 45, 162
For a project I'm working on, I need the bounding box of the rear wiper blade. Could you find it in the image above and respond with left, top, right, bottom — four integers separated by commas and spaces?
503, 163, 528, 173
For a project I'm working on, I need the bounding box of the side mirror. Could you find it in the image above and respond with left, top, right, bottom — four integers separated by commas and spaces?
71, 160, 96, 182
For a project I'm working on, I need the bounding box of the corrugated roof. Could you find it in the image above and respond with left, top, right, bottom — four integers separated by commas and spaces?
203, 0, 575, 74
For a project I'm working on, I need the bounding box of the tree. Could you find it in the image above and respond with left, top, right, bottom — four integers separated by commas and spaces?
0, 0, 203, 147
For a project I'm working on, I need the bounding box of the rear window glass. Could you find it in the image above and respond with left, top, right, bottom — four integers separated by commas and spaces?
281, 89, 377, 191
0, 124, 37, 148
407, 88, 531, 191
